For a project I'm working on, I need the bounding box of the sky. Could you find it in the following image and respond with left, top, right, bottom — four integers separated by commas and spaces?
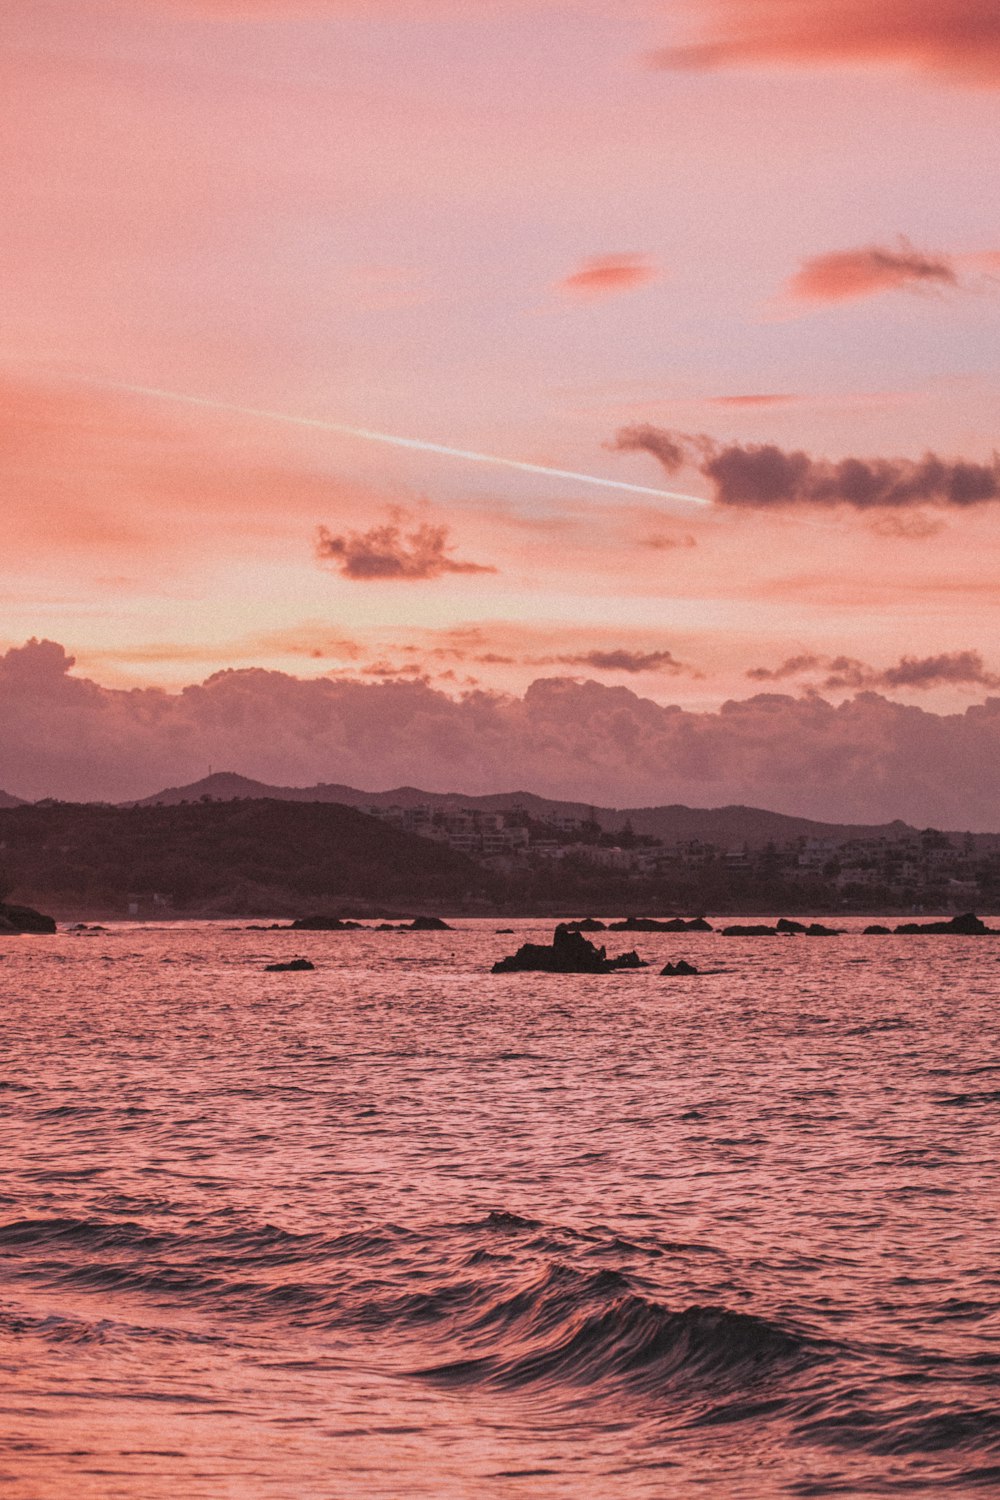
4, 0, 1000, 819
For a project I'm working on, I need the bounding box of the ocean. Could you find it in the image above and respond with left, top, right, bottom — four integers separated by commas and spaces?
1, 919, 998, 1498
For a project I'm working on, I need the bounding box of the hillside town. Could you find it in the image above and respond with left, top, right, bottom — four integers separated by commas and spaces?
365, 800, 997, 911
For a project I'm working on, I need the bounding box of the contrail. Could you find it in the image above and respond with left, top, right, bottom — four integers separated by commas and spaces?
104, 380, 710, 507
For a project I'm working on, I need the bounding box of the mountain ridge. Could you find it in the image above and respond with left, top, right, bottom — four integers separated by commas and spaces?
125, 771, 985, 848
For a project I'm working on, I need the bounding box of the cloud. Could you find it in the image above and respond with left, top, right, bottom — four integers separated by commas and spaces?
747, 654, 823, 682
709, 394, 797, 407
315, 512, 495, 581
651, 0, 1000, 87
611, 427, 1000, 509
557, 254, 658, 300
868, 512, 946, 540
8, 639, 1000, 825
641, 532, 697, 550
749, 650, 1000, 692
538, 649, 693, 675
787, 244, 958, 304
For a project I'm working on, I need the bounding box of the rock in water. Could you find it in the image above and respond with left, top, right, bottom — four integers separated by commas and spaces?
893, 912, 996, 935
491, 924, 648, 974
265, 958, 316, 972
0, 901, 57, 935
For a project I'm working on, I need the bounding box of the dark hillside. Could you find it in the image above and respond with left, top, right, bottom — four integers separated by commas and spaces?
129, 772, 945, 847
0, 800, 484, 914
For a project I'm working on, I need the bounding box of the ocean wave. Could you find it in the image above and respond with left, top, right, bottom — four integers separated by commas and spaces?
413, 1261, 818, 1398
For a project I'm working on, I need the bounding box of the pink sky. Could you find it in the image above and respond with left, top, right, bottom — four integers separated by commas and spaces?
4, 1, 1000, 816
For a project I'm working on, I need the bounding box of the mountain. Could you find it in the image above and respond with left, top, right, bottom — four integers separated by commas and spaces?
0, 799, 484, 914
0, 789, 23, 808
130, 771, 939, 849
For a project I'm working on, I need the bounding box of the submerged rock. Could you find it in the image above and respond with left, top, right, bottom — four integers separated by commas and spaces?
0, 901, 57, 935
491, 924, 648, 974
265, 957, 316, 972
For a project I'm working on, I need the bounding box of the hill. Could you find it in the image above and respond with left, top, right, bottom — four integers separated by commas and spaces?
0, 799, 485, 916
131, 771, 935, 849
0, 789, 24, 808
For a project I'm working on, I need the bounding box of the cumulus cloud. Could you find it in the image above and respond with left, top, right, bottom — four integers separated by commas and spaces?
749, 650, 1000, 692
7, 639, 1000, 825
315, 513, 495, 580
557, 254, 658, 300
651, 0, 1000, 86
787, 243, 958, 304
611, 426, 1000, 509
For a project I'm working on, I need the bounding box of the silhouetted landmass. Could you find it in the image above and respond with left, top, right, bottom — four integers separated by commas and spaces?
0, 801, 484, 915
4, 797, 1000, 920
0, 789, 24, 809
129, 770, 934, 848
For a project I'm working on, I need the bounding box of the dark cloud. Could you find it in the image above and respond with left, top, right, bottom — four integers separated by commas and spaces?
544, 649, 692, 675
8, 639, 1000, 825
747, 654, 823, 682
787, 244, 958, 304
642, 532, 697, 550
611, 425, 687, 474
557, 254, 658, 299
749, 650, 1000, 692
611, 427, 1000, 510
650, 0, 1000, 86
868, 512, 946, 540
316, 514, 495, 580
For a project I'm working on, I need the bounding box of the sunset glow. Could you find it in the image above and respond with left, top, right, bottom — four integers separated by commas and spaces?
3, 0, 1000, 815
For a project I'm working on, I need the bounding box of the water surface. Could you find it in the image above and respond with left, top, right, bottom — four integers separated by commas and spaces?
1, 921, 999, 1497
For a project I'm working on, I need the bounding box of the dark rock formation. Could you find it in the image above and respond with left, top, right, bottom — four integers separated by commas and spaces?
609, 916, 714, 932
491, 924, 649, 974
721, 923, 779, 936
662, 959, 699, 976
864, 924, 891, 935
892, 911, 997, 935
290, 915, 365, 930
776, 918, 842, 936
406, 916, 453, 930
563, 918, 607, 931
265, 958, 315, 972
0, 901, 57, 935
